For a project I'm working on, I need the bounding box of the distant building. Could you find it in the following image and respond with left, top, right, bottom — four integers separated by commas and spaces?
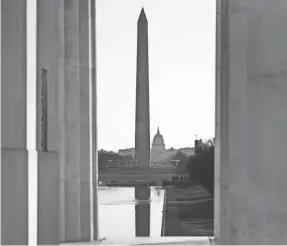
118, 148, 135, 157
118, 127, 194, 166
151, 127, 168, 162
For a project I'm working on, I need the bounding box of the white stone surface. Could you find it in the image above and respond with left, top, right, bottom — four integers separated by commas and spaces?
1, 0, 28, 244
216, 0, 287, 243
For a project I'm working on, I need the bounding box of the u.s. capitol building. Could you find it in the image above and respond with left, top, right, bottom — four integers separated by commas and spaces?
118, 127, 194, 163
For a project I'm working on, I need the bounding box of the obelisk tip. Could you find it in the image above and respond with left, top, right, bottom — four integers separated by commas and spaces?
138, 7, 147, 21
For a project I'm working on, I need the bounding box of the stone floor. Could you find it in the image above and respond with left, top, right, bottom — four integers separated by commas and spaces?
61, 236, 212, 245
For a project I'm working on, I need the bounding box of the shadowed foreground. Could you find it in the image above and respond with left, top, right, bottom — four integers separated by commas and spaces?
164, 185, 213, 236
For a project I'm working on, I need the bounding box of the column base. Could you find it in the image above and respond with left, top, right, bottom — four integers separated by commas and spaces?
80, 181, 91, 242
1, 148, 28, 245
37, 151, 59, 245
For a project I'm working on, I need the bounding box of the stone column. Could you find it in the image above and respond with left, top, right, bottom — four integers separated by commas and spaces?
1, 0, 28, 244
90, 0, 100, 240
58, 0, 66, 241
36, 0, 60, 244
214, 0, 230, 243
135, 186, 150, 236
79, 0, 92, 241
135, 8, 150, 168
217, 0, 287, 244
58, 0, 94, 242
61, 0, 81, 242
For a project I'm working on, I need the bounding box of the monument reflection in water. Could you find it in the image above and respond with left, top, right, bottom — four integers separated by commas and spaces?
98, 187, 164, 240
135, 186, 151, 237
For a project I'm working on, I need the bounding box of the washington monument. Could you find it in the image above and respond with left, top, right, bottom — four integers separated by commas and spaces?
135, 8, 150, 168
134, 7, 151, 236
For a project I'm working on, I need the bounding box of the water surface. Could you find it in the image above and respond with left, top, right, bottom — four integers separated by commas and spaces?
98, 186, 164, 241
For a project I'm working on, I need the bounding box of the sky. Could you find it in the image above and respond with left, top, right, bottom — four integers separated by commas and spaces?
26, 0, 216, 152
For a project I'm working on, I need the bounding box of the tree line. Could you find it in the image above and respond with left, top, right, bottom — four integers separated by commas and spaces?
98, 150, 133, 170
173, 139, 214, 195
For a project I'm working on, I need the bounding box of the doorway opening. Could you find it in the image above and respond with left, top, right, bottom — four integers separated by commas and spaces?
97, 0, 216, 244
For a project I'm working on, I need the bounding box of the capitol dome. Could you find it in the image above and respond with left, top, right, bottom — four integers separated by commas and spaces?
152, 127, 166, 150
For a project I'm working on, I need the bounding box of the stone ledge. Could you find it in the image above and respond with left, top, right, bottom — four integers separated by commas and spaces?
61, 237, 212, 245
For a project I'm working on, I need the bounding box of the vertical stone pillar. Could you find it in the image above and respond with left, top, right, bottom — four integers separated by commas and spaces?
135, 8, 150, 168
36, 0, 60, 244
63, 0, 81, 242
217, 0, 287, 244
79, 0, 92, 241
214, 0, 230, 243
1, 0, 28, 244
216, 0, 249, 243
90, 0, 99, 240
58, 0, 94, 242
37, 0, 95, 242
135, 186, 150, 236
58, 0, 66, 241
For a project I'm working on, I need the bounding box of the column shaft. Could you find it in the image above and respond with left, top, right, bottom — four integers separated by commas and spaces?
90, 0, 99, 240
36, 0, 60, 244
79, 0, 92, 241
1, 0, 28, 244
63, 0, 81, 241
214, 0, 230, 243
58, 0, 66, 242
58, 0, 95, 242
